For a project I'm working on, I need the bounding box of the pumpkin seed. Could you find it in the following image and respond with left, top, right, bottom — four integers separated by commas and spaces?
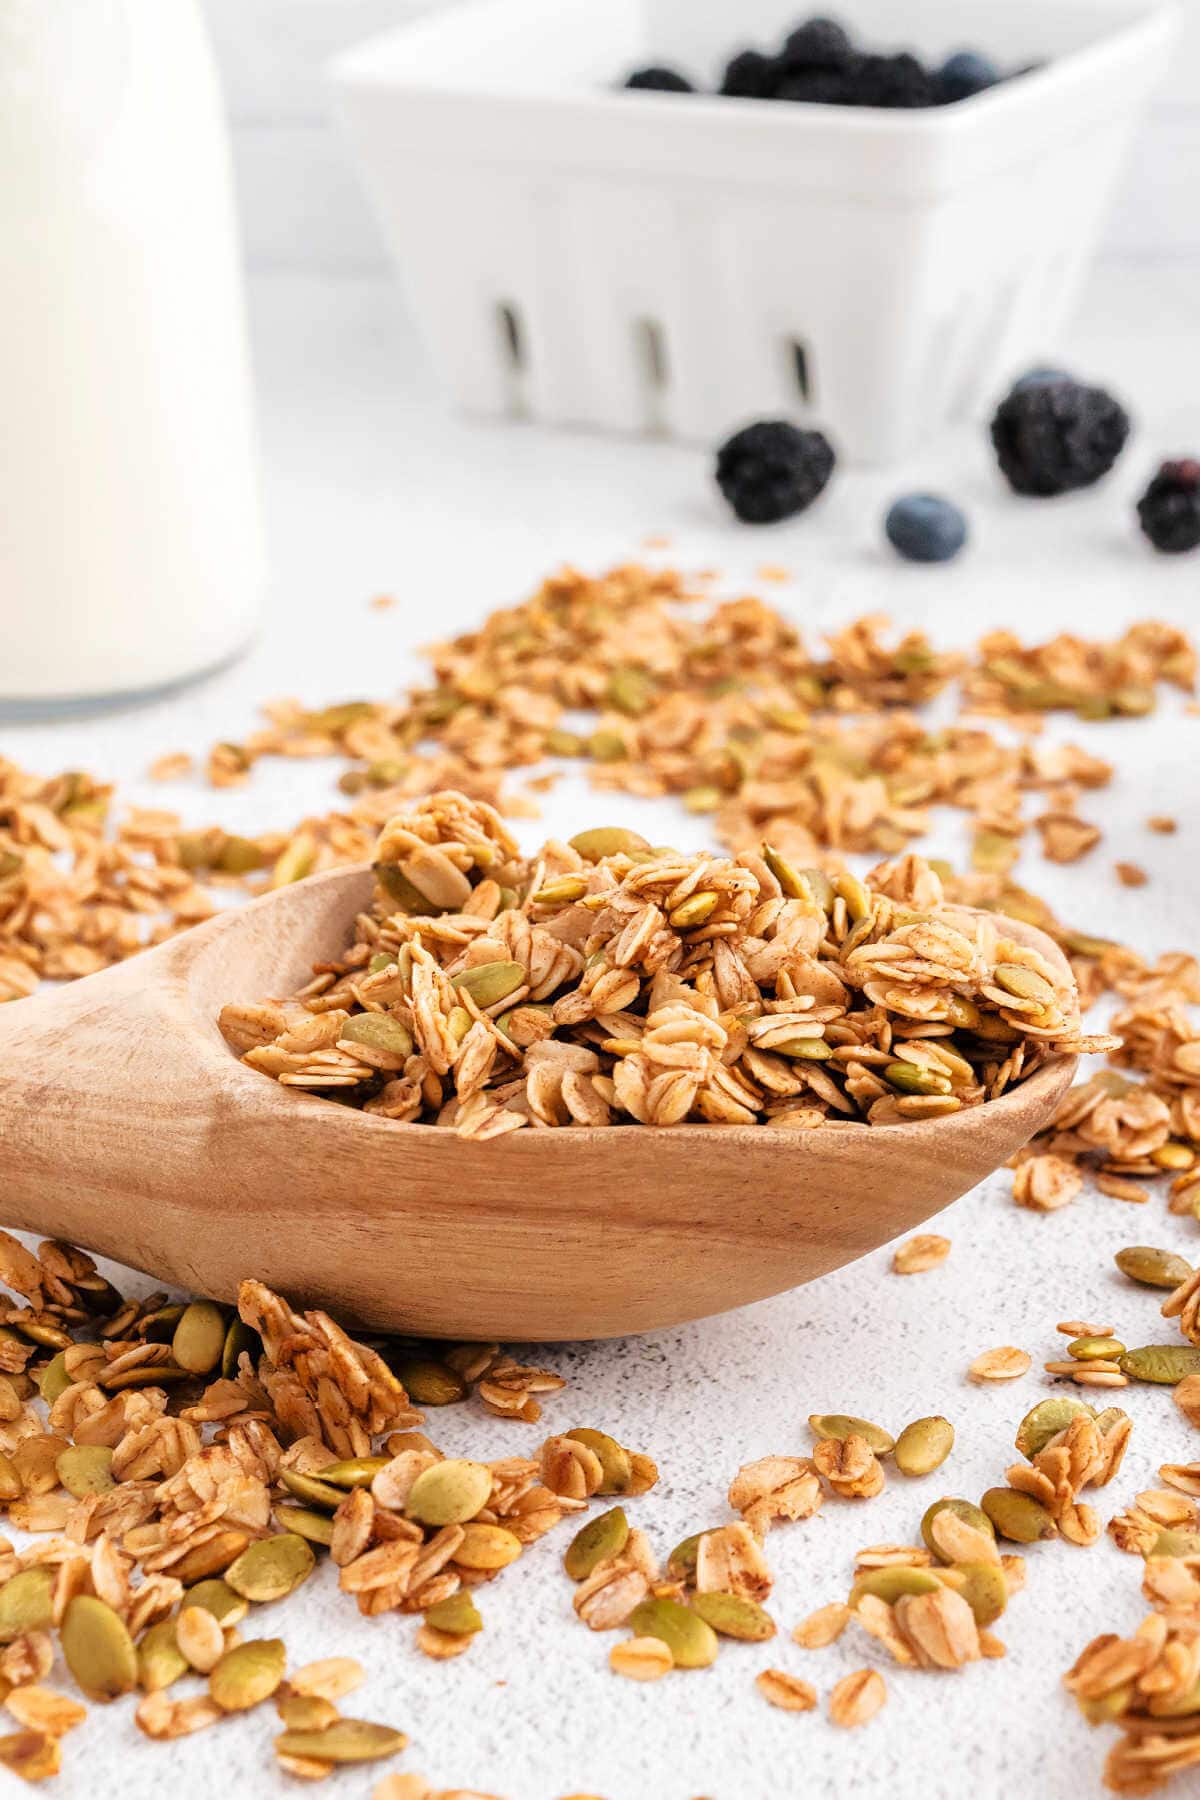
225, 1534, 315, 1603
61, 1595, 137, 1701
531, 876, 589, 906
339, 1013, 414, 1060
170, 1530, 250, 1586
568, 828, 650, 862
1068, 1336, 1125, 1362
137, 1618, 188, 1693
849, 1567, 941, 1608
280, 1469, 346, 1512
277, 1694, 340, 1731
1120, 1345, 1200, 1385
451, 962, 526, 1008
993, 963, 1055, 1003
273, 1720, 409, 1764
137, 1303, 188, 1342
454, 1523, 522, 1571
666, 1531, 706, 1585
1115, 1246, 1194, 1290
0, 1569, 53, 1643
627, 1598, 718, 1669
423, 1592, 482, 1636
13, 1318, 70, 1350
36, 1351, 72, 1406
885, 1061, 952, 1096
689, 1593, 775, 1642
1148, 1675, 1200, 1718
56, 1444, 115, 1498
920, 1498, 995, 1557
184, 1580, 248, 1627
103, 1363, 191, 1391
1151, 1530, 1200, 1559
564, 1429, 633, 1495
389, 1357, 467, 1407
209, 1638, 287, 1712
760, 844, 808, 900
221, 1318, 258, 1380
1079, 1684, 1136, 1725
607, 667, 655, 716
563, 1508, 630, 1582
981, 1487, 1057, 1543
374, 862, 444, 916
406, 1459, 493, 1526
944, 1563, 1009, 1627
1014, 1397, 1096, 1460
318, 1457, 391, 1489
275, 1505, 335, 1547
171, 1300, 228, 1375
774, 1037, 832, 1060
893, 1416, 954, 1478
808, 1414, 895, 1457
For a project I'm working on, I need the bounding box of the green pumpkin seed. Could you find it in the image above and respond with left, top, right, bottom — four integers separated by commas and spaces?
13, 1318, 70, 1350
374, 862, 445, 916
834, 872, 871, 922
1014, 1397, 1096, 1460
0, 1568, 53, 1642
565, 1429, 633, 1495
280, 1469, 346, 1512
682, 784, 722, 814
0, 1453, 21, 1504
184, 1580, 248, 1627
1152, 1530, 1200, 1559
885, 1062, 952, 1096
993, 963, 1056, 1004
1078, 1683, 1136, 1725
225, 1534, 315, 1603
61, 1595, 137, 1701
389, 1357, 467, 1407
56, 1444, 115, 1498
1115, 1246, 1194, 1290
808, 1414, 895, 1457
627, 1598, 718, 1669
273, 1720, 409, 1764
568, 828, 650, 862
277, 1694, 340, 1731
221, 1318, 258, 1380
981, 1487, 1057, 1544
1148, 1674, 1200, 1718
760, 844, 807, 900
607, 667, 654, 716
36, 1350, 72, 1406
172, 1300, 228, 1375
406, 1459, 493, 1526
945, 1563, 1009, 1627
209, 1638, 287, 1712
920, 1498, 995, 1557
531, 876, 589, 906
893, 1416, 954, 1478
689, 1593, 775, 1641
1120, 1345, 1200, 1385
368, 951, 397, 975
666, 1531, 705, 1585
137, 1618, 188, 1693
274, 1505, 334, 1547
563, 1507, 629, 1582
338, 1013, 414, 1060
1068, 1336, 1125, 1362
543, 729, 585, 757
850, 1567, 942, 1608
423, 1592, 482, 1636
450, 962, 526, 1008
773, 1037, 833, 1060
318, 1457, 391, 1489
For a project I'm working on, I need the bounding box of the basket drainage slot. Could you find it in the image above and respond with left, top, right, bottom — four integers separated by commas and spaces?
495, 300, 528, 415
634, 316, 670, 431
787, 338, 815, 407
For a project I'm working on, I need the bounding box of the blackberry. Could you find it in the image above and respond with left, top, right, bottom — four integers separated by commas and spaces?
779, 17, 856, 72
847, 51, 938, 108
715, 420, 836, 525
990, 376, 1131, 497
885, 494, 968, 563
720, 48, 782, 99
1137, 461, 1200, 555
937, 49, 1000, 103
624, 66, 694, 93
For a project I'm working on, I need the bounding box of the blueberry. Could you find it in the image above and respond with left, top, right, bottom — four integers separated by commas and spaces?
624, 66, 695, 93
884, 495, 968, 563
938, 49, 1001, 103
1013, 367, 1072, 391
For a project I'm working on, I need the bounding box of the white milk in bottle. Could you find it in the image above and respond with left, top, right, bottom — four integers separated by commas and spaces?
0, 0, 263, 711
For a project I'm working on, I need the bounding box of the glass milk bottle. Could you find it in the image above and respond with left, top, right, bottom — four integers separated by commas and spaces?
0, 0, 264, 713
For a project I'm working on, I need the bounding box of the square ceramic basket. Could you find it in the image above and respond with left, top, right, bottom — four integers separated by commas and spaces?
332, 0, 1178, 463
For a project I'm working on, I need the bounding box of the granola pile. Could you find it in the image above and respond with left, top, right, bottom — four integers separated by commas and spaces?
218, 791, 1108, 1136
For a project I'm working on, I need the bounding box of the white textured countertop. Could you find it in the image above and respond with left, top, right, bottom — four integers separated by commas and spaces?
5, 266, 1200, 1800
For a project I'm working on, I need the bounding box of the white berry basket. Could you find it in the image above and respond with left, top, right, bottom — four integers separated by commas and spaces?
331, 0, 1178, 464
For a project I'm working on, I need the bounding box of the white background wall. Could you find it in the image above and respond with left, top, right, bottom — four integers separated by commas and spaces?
202, 0, 1200, 274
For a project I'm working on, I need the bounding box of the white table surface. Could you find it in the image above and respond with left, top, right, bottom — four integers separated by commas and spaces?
5, 264, 1200, 1800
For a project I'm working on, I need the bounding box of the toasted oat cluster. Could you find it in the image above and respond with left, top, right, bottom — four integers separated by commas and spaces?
219, 791, 1105, 1138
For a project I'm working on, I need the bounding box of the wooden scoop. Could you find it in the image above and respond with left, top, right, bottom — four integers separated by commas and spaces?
0, 869, 1075, 1341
